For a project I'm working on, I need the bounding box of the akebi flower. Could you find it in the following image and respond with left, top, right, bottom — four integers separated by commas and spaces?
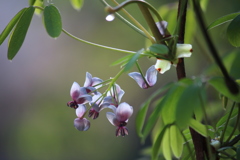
84, 72, 103, 94
155, 44, 192, 74
102, 84, 125, 107
128, 65, 157, 89
88, 92, 110, 119
67, 82, 92, 109
106, 102, 133, 137
74, 104, 90, 131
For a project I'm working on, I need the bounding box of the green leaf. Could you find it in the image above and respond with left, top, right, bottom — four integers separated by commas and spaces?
152, 124, 171, 160
70, 0, 84, 11
208, 77, 240, 102
29, 0, 36, 5
170, 125, 184, 158
176, 81, 204, 129
136, 82, 173, 139
7, 6, 35, 60
0, 8, 27, 45
207, 12, 240, 30
237, 146, 240, 160
161, 78, 193, 124
227, 14, 240, 47
189, 119, 208, 137
123, 49, 143, 72
43, 5, 62, 38
33, 0, 44, 15
149, 44, 169, 55
111, 54, 132, 66
216, 107, 238, 129
162, 128, 172, 160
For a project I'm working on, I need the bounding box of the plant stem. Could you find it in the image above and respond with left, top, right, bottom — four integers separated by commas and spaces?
176, 0, 210, 159
224, 103, 240, 145
192, 0, 239, 95
220, 102, 236, 144
102, 0, 155, 43
62, 28, 136, 54
137, 4, 163, 44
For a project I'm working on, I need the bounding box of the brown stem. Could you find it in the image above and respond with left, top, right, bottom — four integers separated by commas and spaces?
176, 0, 213, 159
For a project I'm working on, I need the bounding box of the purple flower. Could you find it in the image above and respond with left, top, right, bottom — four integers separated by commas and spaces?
67, 82, 92, 109
101, 84, 125, 108
74, 104, 90, 131
88, 92, 105, 119
128, 65, 157, 89
106, 102, 133, 137
84, 72, 103, 94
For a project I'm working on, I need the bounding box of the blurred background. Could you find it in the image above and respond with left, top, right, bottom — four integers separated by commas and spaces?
0, 0, 239, 160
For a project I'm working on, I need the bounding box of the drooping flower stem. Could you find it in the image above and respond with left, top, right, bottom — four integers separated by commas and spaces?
192, 0, 239, 95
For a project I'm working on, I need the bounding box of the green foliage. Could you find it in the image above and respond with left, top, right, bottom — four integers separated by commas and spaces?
8, 6, 35, 60
0, 8, 27, 45
123, 49, 143, 72
136, 82, 173, 139
70, 0, 84, 11
209, 77, 240, 102
227, 14, 240, 47
151, 124, 171, 160
189, 119, 208, 137
170, 125, 184, 158
175, 79, 205, 129
43, 5, 62, 38
148, 44, 169, 55
111, 54, 132, 66
207, 12, 240, 30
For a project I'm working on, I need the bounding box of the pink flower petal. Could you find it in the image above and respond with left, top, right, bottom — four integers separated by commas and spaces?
145, 65, 158, 87
70, 82, 81, 100
106, 112, 119, 126
74, 118, 90, 131
75, 104, 87, 118
116, 102, 133, 122
83, 72, 92, 87
128, 72, 146, 89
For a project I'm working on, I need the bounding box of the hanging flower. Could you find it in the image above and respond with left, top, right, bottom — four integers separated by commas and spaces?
155, 44, 192, 74
84, 72, 103, 94
106, 102, 133, 137
74, 104, 90, 131
128, 65, 158, 89
67, 82, 92, 109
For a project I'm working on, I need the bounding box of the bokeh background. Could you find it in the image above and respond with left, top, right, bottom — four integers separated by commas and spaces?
0, 0, 239, 160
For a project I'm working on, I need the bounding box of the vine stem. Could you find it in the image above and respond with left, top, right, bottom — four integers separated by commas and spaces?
192, 0, 239, 95
62, 29, 136, 54
175, 0, 211, 159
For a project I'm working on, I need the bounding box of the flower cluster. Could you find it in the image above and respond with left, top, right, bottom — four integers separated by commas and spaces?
67, 72, 133, 137
128, 21, 193, 89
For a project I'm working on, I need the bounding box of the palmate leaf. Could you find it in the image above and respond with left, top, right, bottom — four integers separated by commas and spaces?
0, 8, 27, 45
43, 5, 62, 38
136, 82, 173, 139
207, 12, 240, 30
70, 0, 84, 11
227, 14, 240, 47
7, 6, 35, 60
